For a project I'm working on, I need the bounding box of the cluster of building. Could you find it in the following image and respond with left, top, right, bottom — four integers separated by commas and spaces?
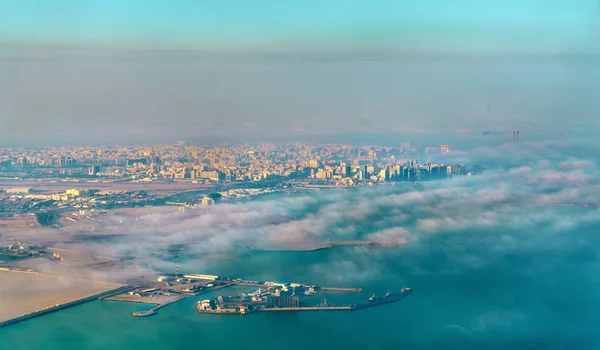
0, 242, 42, 259
0, 186, 163, 215
0, 185, 221, 216
0, 143, 478, 185
0, 143, 481, 216
187, 273, 322, 314
197, 286, 305, 314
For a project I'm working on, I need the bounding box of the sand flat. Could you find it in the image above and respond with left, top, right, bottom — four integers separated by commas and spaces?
0, 270, 122, 323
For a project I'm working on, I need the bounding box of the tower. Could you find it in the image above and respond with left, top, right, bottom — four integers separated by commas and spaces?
175, 265, 179, 279
513, 129, 520, 141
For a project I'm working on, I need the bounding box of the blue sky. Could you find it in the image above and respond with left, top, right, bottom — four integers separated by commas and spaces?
1, 0, 599, 54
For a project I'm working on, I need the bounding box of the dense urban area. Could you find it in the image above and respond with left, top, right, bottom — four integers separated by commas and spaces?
0, 143, 435, 326
0, 142, 479, 215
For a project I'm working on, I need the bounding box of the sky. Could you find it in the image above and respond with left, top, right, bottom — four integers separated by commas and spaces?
2, 0, 599, 54
0, 0, 599, 145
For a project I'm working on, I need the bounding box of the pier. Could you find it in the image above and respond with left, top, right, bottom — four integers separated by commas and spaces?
318, 287, 363, 292
132, 297, 183, 317
259, 290, 412, 312
261, 306, 352, 312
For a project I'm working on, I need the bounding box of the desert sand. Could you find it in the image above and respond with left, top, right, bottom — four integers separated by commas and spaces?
0, 270, 122, 323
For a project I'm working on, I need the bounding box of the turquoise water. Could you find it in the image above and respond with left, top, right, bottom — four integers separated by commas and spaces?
2, 226, 600, 350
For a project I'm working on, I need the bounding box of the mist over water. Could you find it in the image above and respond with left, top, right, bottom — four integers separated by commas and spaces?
1, 219, 600, 349
2, 139, 600, 348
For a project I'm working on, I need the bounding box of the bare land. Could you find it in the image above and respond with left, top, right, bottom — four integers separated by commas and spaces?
0, 214, 42, 232
0, 270, 123, 323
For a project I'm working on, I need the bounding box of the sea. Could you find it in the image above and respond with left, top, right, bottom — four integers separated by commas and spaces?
2, 215, 600, 350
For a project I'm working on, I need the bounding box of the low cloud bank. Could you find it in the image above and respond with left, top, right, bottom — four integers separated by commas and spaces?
44, 139, 599, 281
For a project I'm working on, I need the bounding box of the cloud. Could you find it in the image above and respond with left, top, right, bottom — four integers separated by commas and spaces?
6, 139, 600, 347
6, 139, 600, 289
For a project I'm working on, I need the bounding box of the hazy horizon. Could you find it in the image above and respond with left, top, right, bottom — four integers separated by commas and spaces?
1, 1, 599, 146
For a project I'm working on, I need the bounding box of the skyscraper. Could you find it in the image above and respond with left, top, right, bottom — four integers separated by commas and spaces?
88, 165, 100, 176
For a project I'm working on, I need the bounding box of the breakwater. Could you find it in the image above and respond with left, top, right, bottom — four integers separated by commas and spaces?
0, 285, 136, 328
318, 287, 363, 292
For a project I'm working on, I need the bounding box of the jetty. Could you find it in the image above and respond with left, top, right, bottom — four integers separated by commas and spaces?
318, 287, 363, 292
132, 296, 183, 317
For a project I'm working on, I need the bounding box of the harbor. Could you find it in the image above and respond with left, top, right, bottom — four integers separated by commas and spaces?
97, 270, 411, 318
0, 266, 413, 325
195, 280, 412, 316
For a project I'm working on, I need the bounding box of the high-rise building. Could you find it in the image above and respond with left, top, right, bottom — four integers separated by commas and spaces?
201, 197, 215, 206
59, 156, 75, 167
378, 168, 389, 181
199, 171, 222, 181
18, 157, 28, 168
88, 165, 100, 176
450, 165, 465, 176
127, 158, 148, 166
